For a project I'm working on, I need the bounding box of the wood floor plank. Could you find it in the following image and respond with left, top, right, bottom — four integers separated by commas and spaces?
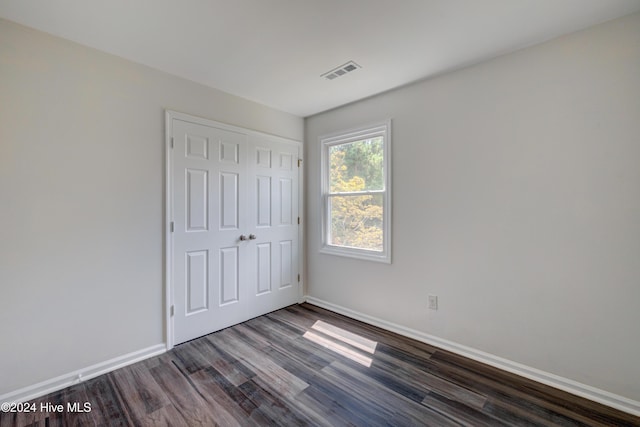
365, 342, 488, 412
303, 371, 394, 426
188, 368, 253, 426
58, 383, 95, 427
248, 314, 304, 341
148, 361, 220, 426
84, 374, 132, 425
214, 328, 309, 400
197, 365, 265, 420
110, 363, 172, 426
172, 340, 213, 375
143, 404, 191, 427
238, 378, 317, 426
0, 412, 19, 427
420, 372, 487, 410
427, 350, 618, 426
3, 303, 639, 426
294, 386, 362, 426
421, 392, 509, 427
433, 361, 590, 425
196, 336, 254, 387
322, 360, 460, 427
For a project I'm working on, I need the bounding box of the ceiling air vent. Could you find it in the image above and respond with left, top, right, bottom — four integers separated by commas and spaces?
321, 61, 361, 80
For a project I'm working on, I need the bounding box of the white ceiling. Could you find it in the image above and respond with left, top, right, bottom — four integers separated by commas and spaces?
1, 1, 639, 117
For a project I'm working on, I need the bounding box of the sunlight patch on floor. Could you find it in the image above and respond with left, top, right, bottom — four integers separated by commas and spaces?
303, 320, 377, 367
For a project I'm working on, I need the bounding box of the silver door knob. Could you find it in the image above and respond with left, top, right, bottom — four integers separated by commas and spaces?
239, 234, 248, 241
249, 234, 257, 240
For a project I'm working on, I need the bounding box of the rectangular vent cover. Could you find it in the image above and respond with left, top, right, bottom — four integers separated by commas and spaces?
321, 61, 361, 80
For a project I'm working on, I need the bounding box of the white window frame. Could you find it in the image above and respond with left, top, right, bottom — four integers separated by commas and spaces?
320, 120, 391, 263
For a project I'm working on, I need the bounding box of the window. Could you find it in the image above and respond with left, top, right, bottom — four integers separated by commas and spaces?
320, 121, 391, 263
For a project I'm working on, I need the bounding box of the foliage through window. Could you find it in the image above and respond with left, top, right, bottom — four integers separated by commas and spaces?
321, 122, 391, 263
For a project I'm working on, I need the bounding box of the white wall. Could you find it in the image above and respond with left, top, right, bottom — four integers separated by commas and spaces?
0, 18, 303, 396
305, 13, 640, 402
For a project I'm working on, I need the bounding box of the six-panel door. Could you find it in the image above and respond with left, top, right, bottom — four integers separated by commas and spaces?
172, 118, 299, 345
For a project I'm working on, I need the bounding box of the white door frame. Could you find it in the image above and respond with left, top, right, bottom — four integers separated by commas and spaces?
164, 110, 304, 350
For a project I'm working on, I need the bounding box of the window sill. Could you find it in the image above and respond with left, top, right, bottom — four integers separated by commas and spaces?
319, 245, 391, 264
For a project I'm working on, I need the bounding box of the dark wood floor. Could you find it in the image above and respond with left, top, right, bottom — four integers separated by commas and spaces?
2, 303, 638, 426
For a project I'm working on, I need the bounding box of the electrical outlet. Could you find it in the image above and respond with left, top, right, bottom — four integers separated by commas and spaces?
428, 295, 438, 310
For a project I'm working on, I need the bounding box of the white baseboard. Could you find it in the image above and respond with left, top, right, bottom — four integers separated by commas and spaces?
0, 344, 167, 404
304, 296, 640, 417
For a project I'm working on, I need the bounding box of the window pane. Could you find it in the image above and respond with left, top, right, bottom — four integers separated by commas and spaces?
329, 137, 384, 192
329, 194, 383, 251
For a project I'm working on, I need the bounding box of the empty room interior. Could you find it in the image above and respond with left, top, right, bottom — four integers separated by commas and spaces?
1, 1, 639, 425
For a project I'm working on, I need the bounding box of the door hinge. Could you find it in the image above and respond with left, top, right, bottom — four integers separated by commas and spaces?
170, 137, 174, 148
297, 274, 300, 283
170, 305, 175, 316
297, 217, 300, 225
298, 158, 302, 168
170, 222, 174, 232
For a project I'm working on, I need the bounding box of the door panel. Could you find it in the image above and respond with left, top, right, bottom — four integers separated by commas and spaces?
256, 243, 271, 295
280, 240, 292, 288
186, 134, 209, 159
220, 140, 239, 163
219, 247, 239, 305
186, 169, 208, 231
220, 172, 239, 230
171, 117, 299, 345
186, 250, 208, 314
279, 152, 293, 170
279, 178, 293, 225
256, 176, 271, 227
257, 148, 271, 168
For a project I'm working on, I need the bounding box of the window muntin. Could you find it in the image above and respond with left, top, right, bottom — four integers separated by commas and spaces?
321, 122, 391, 263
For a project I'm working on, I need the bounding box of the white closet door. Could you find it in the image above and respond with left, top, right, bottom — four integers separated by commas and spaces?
246, 134, 300, 316
170, 116, 299, 345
